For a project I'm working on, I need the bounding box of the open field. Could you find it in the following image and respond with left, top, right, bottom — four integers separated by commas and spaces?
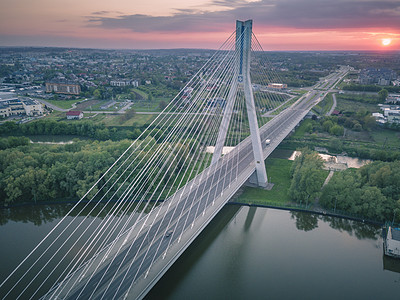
98, 113, 157, 127
336, 98, 379, 113
370, 129, 400, 149
236, 158, 293, 206
45, 99, 81, 109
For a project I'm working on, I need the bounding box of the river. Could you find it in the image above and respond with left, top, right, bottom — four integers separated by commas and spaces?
1, 204, 399, 299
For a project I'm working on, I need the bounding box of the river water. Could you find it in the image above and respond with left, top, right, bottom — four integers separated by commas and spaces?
1, 204, 399, 299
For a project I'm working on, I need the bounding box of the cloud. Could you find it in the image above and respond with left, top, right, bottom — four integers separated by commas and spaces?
87, 0, 400, 33
91, 11, 124, 16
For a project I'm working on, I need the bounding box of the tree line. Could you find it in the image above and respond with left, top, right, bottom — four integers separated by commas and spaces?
0, 139, 131, 205
0, 120, 143, 141
289, 149, 400, 223
0, 133, 202, 206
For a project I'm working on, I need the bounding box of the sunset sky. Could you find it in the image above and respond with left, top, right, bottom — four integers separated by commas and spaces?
0, 0, 399, 50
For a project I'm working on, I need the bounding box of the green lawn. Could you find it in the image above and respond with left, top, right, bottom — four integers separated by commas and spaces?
336, 98, 379, 113
45, 99, 81, 109
99, 113, 157, 127
370, 129, 400, 149
291, 119, 312, 139
236, 158, 293, 206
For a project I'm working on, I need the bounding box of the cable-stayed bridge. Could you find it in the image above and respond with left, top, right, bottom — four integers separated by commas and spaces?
0, 20, 349, 300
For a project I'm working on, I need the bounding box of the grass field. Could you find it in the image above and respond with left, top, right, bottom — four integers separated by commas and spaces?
45, 99, 81, 109
99, 113, 157, 127
336, 98, 379, 113
290, 119, 312, 139
131, 98, 168, 112
370, 129, 400, 149
236, 158, 293, 206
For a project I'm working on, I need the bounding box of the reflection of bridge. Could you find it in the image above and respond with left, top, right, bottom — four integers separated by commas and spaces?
1, 21, 348, 300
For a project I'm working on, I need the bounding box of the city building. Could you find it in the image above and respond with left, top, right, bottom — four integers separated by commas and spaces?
0, 92, 23, 117
267, 83, 288, 89
0, 102, 10, 118
66, 110, 83, 120
110, 79, 139, 87
373, 104, 400, 124
22, 98, 43, 116
359, 68, 397, 86
0, 92, 43, 118
384, 226, 400, 258
386, 94, 400, 104
46, 81, 81, 95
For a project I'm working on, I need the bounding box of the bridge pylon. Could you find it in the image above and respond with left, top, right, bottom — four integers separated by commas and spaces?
212, 19, 268, 187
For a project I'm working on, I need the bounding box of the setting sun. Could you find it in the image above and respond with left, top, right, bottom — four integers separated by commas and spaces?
382, 38, 392, 46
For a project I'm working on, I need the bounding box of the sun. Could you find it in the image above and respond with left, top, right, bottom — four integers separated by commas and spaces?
382, 38, 392, 46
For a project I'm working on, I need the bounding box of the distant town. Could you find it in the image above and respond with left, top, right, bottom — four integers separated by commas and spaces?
0, 48, 399, 127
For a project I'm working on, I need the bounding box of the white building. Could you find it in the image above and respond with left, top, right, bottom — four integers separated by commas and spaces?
110, 80, 139, 87
66, 110, 83, 120
384, 226, 400, 258
22, 99, 43, 116
386, 94, 400, 104
374, 104, 400, 124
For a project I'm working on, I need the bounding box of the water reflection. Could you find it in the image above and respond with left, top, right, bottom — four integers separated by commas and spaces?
0, 202, 152, 226
321, 216, 380, 240
291, 211, 319, 231
383, 255, 400, 274
290, 211, 381, 240
148, 206, 400, 300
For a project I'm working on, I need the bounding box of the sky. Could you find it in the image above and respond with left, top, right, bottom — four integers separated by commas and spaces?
0, 0, 399, 51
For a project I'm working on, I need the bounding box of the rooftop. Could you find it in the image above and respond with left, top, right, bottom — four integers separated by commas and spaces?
22, 99, 37, 105
391, 227, 400, 241
66, 110, 82, 116
0, 92, 18, 101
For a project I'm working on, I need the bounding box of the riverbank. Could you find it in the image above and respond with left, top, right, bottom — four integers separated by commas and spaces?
227, 201, 383, 226
232, 154, 399, 226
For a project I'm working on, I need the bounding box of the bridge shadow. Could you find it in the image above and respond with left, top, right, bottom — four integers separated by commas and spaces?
144, 204, 241, 300
243, 206, 257, 232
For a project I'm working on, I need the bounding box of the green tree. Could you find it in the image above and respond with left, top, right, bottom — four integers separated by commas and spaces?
378, 88, 388, 102
289, 149, 325, 205
322, 120, 334, 132
159, 100, 167, 110
93, 89, 101, 99
329, 124, 344, 136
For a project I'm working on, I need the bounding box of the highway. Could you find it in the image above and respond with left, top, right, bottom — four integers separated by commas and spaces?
43, 66, 349, 300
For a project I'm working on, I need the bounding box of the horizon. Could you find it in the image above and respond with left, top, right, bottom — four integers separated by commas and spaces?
1, 0, 399, 51
1, 45, 400, 53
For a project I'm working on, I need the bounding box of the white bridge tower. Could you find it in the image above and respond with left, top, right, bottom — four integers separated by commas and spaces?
212, 19, 268, 187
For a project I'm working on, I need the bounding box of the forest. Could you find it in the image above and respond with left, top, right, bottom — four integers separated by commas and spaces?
290, 149, 400, 223
0, 139, 132, 205
320, 160, 400, 222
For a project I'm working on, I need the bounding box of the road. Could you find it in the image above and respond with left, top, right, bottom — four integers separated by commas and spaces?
44, 67, 349, 300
